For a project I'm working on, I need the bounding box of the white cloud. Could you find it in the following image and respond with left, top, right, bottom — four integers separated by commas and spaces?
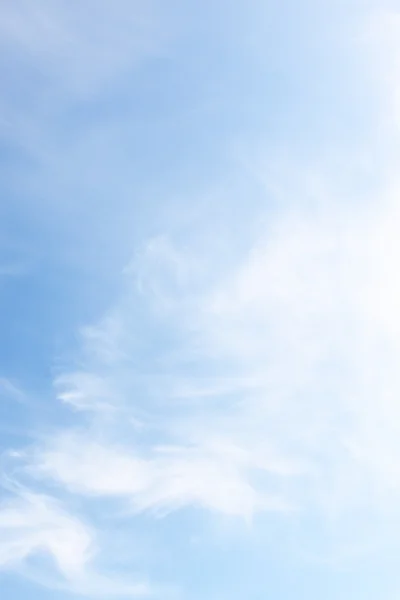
360, 8, 400, 131
32, 432, 290, 518
55, 372, 119, 412
33, 159, 400, 536
0, 491, 93, 578
194, 174, 400, 516
0, 489, 151, 596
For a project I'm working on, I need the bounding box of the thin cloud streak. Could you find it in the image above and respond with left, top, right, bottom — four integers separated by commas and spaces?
0, 488, 152, 597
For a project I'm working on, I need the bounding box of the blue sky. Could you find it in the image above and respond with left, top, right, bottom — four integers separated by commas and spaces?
1, 1, 400, 599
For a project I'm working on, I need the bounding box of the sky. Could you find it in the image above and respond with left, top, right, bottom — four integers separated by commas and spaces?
2, 0, 400, 599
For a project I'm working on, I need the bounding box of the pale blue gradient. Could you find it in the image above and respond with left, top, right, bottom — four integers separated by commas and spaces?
1, 1, 399, 599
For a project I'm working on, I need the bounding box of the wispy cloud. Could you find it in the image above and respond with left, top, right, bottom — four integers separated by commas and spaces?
0, 491, 92, 584
0, 378, 25, 401
361, 7, 400, 128
0, 488, 151, 596
3, 2, 400, 599
37, 162, 400, 527
25, 124, 400, 568
31, 431, 290, 518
